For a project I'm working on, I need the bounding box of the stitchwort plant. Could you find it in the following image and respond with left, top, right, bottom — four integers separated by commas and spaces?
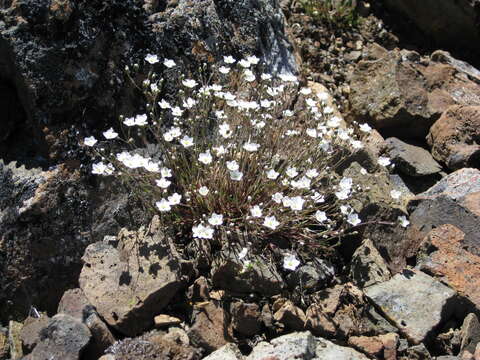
83, 54, 407, 270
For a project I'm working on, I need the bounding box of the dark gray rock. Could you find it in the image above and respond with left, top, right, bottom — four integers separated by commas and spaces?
350, 238, 391, 288
23, 314, 91, 360
286, 261, 335, 292
385, 137, 442, 176
231, 302, 261, 337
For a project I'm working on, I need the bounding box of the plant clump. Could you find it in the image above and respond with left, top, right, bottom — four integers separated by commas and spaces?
82, 53, 406, 270
298, 0, 359, 28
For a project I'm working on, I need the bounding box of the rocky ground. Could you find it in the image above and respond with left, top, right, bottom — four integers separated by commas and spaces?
1, 0, 480, 359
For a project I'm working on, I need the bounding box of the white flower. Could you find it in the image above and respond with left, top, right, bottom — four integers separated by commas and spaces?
272, 192, 284, 204
359, 123, 372, 133
198, 186, 209, 196
168, 193, 182, 205
335, 189, 350, 200
213, 146, 227, 156
263, 216, 280, 230
135, 114, 148, 126
150, 83, 159, 93
169, 127, 182, 138
306, 128, 317, 138
180, 135, 194, 147
239, 59, 251, 68
198, 151, 213, 165
250, 205, 262, 217
351, 140, 364, 149
266, 169, 279, 180
360, 167, 368, 175
247, 55, 260, 64
324, 106, 334, 114
192, 224, 214, 239
158, 99, 171, 109
226, 160, 239, 171
327, 116, 341, 128
347, 213, 361, 226
340, 205, 351, 215
163, 132, 174, 142
84, 136, 97, 146
208, 213, 223, 226
144, 161, 160, 173
305, 98, 317, 107
390, 189, 402, 200
300, 87, 312, 95
278, 73, 298, 82
103, 128, 118, 139
244, 69, 256, 82
291, 176, 311, 190
339, 177, 353, 190
398, 215, 410, 228
156, 199, 171, 212
219, 122, 232, 138
229, 170, 243, 181
260, 99, 273, 108
183, 97, 196, 109
163, 58, 176, 68
171, 106, 183, 117
289, 196, 305, 211
315, 210, 328, 223
92, 162, 114, 175
306, 169, 319, 178
317, 92, 329, 102
219, 66, 230, 74
161, 167, 172, 178
182, 79, 198, 88
261, 73, 272, 81
338, 129, 350, 141
239, 247, 248, 259
243, 142, 260, 152
283, 110, 294, 117
145, 54, 159, 64
123, 117, 136, 126
155, 178, 171, 189
224, 55, 236, 64
378, 156, 391, 167
286, 167, 298, 178
311, 192, 325, 203
283, 254, 300, 271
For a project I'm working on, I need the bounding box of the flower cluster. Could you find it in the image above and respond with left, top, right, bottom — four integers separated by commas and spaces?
83, 54, 410, 268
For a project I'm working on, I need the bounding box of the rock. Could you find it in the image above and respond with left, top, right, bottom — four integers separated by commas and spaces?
247, 331, 316, 360
383, 0, 480, 52
7, 321, 22, 360
19, 315, 50, 353
154, 314, 182, 328
273, 301, 307, 331
79, 217, 184, 336
350, 238, 391, 288
349, 49, 480, 139
385, 137, 442, 176
417, 225, 480, 309
408, 169, 480, 259
57, 288, 91, 320
188, 302, 233, 352
203, 343, 243, 360
0, 328, 7, 360
187, 276, 210, 302
211, 244, 284, 296
365, 269, 458, 344
460, 314, 480, 354
106, 329, 201, 360
246, 331, 369, 360
83, 311, 116, 360
98, 355, 116, 360
401, 343, 432, 359
427, 105, 480, 170
305, 304, 337, 337
286, 261, 335, 292
230, 302, 261, 337
362, 128, 388, 157
348, 333, 398, 359
23, 314, 91, 360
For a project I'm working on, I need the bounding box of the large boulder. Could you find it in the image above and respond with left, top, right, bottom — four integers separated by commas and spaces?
365, 270, 459, 344
349, 48, 480, 139
79, 216, 185, 336
427, 105, 480, 170
383, 0, 480, 52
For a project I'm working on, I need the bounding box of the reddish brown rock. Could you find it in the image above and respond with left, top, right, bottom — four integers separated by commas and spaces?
348, 333, 399, 359
57, 288, 90, 320
231, 302, 261, 336
418, 224, 480, 309
427, 105, 480, 170
188, 302, 233, 352
273, 301, 307, 331
305, 304, 337, 337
